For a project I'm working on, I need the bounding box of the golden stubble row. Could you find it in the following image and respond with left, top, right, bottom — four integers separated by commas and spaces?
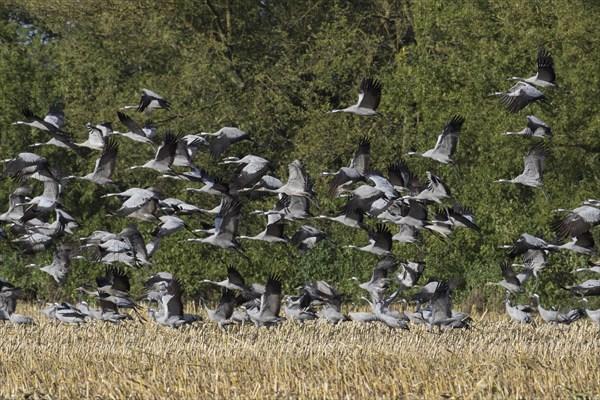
0, 305, 599, 399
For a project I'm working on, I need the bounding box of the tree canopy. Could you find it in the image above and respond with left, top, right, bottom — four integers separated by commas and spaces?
0, 0, 598, 308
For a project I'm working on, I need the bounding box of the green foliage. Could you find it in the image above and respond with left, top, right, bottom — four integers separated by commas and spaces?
0, 1, 598, 307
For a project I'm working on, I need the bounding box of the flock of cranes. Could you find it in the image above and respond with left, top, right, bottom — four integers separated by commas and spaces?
0, 46, 599, 332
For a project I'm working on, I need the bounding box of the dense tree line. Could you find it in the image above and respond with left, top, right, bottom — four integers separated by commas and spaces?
0, 1, 598, 308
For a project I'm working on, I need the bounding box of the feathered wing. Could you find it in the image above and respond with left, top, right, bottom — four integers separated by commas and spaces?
357, 78, 382, 111
521, 143, 547, 182
536, 47, 556, 85
434, 115, 465, 157
260, 275, 283, 318
117, 111, 146, 136
92, 138, 118, 181
349, 136, 371, 174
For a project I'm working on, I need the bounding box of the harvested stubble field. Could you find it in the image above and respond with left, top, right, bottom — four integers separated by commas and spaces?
0, 305, 599, 399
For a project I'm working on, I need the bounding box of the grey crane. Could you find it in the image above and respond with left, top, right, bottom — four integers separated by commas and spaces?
144, 271, 174, 292
238, 175, 284, 200
147, 215, 196, 257
102, 186, 161, 200
403, 301, 431, 325
573, 264, 600, 274
371, 299, 409, 330
12, 107, 76, 150
39, 303, 60, 321
487, 261, 529, 293
391, 223, 421, 246
86, 244, 137, 267
27, 244, 77, 284
385, 199, 429, 231
325, 136, 371, 197
406, 115, 465, 175
81, 267, 144, 321
0, 279, 22, 314
139, 272, 173, 305
303, 280, 341, 306
119, 224, 151, 266
509, 47, 558, 88
532, 294, 581, 324
113, 111, 156, 146
581, 298, 600, 329
203, 266, 251, 291
203, 266, 265, 305
424, 220, 455, 241
245, 275, 285, 328
28, 136, 75, 150
12, 232, 57, 254
303, 281, 349, 324
504, 291, 533, 324
121, 88, 172, 115
2, 152, 57, 182
15, 207, 79, 237
340, 184, 385, 215
349, 308, 378, 324
254, 190, 314, 222
429, 281, 470, 331
82, 224, 151, 267
159, 197, 206, 216
410, 277, 461, 304
491, 81, 546, 114
345, 223, 393, 256
106, 187, 161, 222
366, 172, 400, 200
290, 225, 327, 253
403, 171, 452, 205
392, 261, 426, 290
350, 256, 397, 301
199, 127, 251, 158
151, 215, 195, 240
0, 310, 34, 325
13, 107, 65, 134
17, 179, 62, 220
318, 304, 350, 324
512, 248, 550, 278
223, 155, 272, 193
552, 202, 600, 238
359, 295, 404, 328
129, 132, 180, 174
330, 77, 382, 116
502, 233, 550, 259
183, 168, 232, 197
173, 135, 209, 167
429, 281, 452, 331
76, 301, 104, 321
152, 279, 200, 328
561, 279, 600, 297
75, 122, 112, 150
283, 294, 318, 325
387, 158, 423, 196
257, 159, 315, 199
92, 226, 144, 265
0, 184, 32, 224
496, 143, 549, 199
239, 217, 288, 244
47, 302, 87, 324
186, 197, 242, 250
64, 138, 118, 185
316, 204, 365, 229
434, 204, 481, 233
204, 289, 236, 330
505, 115, 552, 138
546, 231, 595, 255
